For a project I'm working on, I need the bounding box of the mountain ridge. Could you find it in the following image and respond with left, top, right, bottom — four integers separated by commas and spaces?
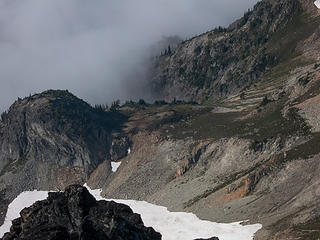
151, 0, 319, 103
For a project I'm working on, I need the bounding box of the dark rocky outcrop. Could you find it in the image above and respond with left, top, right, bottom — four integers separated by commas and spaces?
110, 136, 130, 161
1, 185, 161, 240
194, 238, 219, 240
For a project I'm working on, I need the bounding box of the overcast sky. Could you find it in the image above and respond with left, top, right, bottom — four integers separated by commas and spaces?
0, 0, 258, 113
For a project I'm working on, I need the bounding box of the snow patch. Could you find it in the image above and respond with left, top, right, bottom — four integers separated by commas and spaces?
0, 190, 49, 237
315, 0, 320, 9
111, 161, 121, 172
127, 147, 131, 155
86, 186, 262, 240
0, 186, 262, 240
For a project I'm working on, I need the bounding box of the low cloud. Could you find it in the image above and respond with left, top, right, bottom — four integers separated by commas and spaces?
0, 0, 258, 113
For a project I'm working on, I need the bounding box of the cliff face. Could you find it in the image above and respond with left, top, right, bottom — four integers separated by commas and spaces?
150, 0, 317, 102
0, 90, 126, 224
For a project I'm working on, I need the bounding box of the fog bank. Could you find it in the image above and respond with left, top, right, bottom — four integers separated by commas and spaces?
0, 0, 258, 113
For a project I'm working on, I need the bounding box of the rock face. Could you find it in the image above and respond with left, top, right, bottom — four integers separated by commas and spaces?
0, 90, 121, 173
1, 185, 161, 240
110, 136, 130, 161
0, 90, 126, 224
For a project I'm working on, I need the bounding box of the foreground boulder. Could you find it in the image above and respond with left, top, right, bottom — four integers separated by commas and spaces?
194, 238, 219, 240
1, 185, 161, 240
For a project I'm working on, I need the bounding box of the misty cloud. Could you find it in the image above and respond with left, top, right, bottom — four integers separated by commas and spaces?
0, 0, 258, 113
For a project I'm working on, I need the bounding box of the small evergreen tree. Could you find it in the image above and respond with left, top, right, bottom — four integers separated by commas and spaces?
110, 100, 120, 112
1, 111, 7, 122
167, 45, 172, 55
138, 99, 146, 105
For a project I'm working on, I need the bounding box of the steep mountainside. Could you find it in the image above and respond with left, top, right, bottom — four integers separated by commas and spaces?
89, 0, 320, 239
151, 0, 318, 102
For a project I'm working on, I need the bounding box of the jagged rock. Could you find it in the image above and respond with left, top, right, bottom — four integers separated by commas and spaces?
110, 136, 130, 161
194, 238, 219, 240
1, 185, 161, 240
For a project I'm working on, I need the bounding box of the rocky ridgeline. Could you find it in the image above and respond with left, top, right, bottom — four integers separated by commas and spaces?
1, 185, 162, 240
151, 0, 303, 102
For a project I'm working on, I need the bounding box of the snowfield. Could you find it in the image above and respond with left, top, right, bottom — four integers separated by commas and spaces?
0, 185, 262, 240
0, 190, 49, 237
315, 0, 320, 9
111, 161, 122, 172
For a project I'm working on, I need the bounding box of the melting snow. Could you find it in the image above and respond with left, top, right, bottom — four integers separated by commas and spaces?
86, 185, 262, 240
111, 161, 121, 172
315, 0, 320, 9
0, 185, 262, 240
0, 190, 49, 237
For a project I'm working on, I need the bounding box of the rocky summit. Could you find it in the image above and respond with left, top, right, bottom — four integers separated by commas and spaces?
0, 90, 126, 224
1, 185, 161, 240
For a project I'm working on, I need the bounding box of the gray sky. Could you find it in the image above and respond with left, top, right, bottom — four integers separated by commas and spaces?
0, 0, 258, 113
